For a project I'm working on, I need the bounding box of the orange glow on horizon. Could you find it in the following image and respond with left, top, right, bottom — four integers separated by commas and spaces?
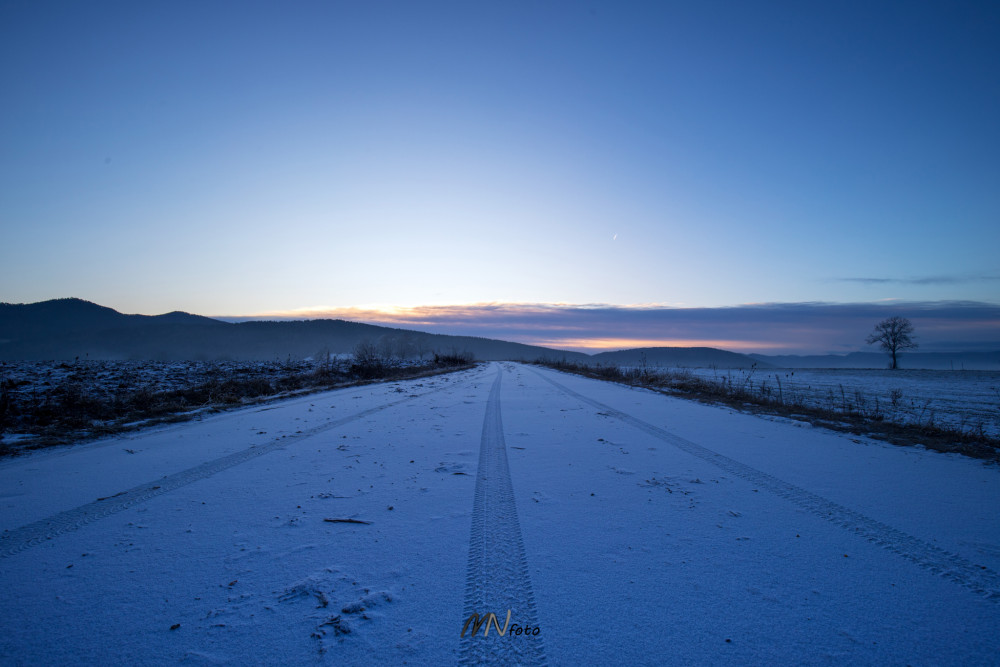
231, 304, 797, 354
244, 301, 691, 322
523, 338, 789, 352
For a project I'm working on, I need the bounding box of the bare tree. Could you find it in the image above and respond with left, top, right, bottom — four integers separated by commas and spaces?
866, 316, 918, 370
351, 339, 387, 378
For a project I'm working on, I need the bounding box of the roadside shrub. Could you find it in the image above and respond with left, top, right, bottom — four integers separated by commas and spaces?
434, 350, 475, 366
351, 340, 389, 378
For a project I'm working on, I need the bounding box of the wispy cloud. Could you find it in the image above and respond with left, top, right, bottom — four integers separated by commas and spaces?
221, 301, 1000, 355
838, 274, 1000, 286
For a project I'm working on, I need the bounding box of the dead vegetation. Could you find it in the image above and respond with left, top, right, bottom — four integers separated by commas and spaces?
0, 353, 475, 457
537, 360, 1000, 462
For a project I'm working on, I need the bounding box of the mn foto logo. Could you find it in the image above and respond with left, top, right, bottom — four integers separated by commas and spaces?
461, 610, 541, 638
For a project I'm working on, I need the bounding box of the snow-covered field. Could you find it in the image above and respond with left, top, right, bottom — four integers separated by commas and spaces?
0, 359, 320, 397
665, 367, 1000, 438
1, 363, 998, 665
0, 359, 430, 447
0, 360, 320, 437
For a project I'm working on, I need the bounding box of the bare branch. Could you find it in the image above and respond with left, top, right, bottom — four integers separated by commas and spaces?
866, 316, 918, 370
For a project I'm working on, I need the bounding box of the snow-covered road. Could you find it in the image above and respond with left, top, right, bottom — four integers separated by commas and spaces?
2, 363, 998, 665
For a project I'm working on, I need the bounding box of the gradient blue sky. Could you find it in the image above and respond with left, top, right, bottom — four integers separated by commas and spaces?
2, 1, 998, 352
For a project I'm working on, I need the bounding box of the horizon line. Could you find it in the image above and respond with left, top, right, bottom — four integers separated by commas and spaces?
7, 297, 999, 356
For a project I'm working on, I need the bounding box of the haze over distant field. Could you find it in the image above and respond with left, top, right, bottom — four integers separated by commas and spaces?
223, 301, 1000, 355
2, 2, 998, 351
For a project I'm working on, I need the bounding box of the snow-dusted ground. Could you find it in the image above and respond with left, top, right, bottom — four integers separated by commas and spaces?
670, 367, 1000, 438
0, 360, 321, 440
0, 359, 320, 397
0, 359, 436, 447
1, 363, 998, 665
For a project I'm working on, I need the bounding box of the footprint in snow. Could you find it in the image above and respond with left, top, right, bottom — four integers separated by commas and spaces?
434, 462, 468, 475
279, 573, 396, 651
531, 491, 552, 503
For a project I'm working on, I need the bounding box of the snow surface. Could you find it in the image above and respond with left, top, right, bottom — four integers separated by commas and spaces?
1, 363, 999, 665
664, 366, 1000, 437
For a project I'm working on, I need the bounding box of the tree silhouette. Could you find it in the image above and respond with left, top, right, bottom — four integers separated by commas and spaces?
866, 316, 918, 370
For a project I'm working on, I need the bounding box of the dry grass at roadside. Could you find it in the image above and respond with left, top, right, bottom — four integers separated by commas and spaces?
538, 360, 1000, 462
0, 357, 475, 457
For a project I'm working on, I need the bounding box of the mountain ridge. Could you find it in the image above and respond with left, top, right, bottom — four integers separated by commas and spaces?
0, 298, 589, 362
3, 299, 998, 368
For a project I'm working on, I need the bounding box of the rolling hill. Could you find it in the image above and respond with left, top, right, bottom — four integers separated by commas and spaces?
4, 299, 997, 369
589, 346, 768, 369
0, 299, 589, 362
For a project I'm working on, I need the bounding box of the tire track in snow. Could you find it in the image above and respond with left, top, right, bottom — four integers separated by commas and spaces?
533, 367, 1000, 604
0, 376, 472, 559
461, 366, 547, 666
